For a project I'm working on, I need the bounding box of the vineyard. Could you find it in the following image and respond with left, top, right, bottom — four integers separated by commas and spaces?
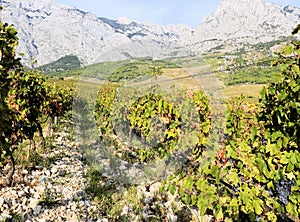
0, 12, 300, 222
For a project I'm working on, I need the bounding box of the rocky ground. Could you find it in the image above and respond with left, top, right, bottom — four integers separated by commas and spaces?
0, 129, 209, 222
0, 131, 102, 222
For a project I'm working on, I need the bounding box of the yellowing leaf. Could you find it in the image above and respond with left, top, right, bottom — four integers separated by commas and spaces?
280, 152, 289, 164
216, 209, 224, 220
266, 143, 279, 156
253, 198, 263, 215
286, 172, 296, 180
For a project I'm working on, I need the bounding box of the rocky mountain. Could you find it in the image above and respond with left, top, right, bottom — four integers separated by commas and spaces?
193, 0, 300, 42
0, 0, 299, 66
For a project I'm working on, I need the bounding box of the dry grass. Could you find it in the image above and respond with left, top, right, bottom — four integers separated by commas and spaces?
223, 84, 265, 103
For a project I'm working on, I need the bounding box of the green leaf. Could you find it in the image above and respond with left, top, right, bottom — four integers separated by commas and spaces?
250, 127, 257, 141
271, 131, 283, 141
197, 198, 209, 216
168, 183, 176, 195
266, 143, 279, 156
277, 138, 283, 149
183, 176, 194, 191
280, 152, 289, 164
201, 121, 211, 134
216, 209, 224, 220
282, 45, 294, 55
287, 162, 294, 172
256, 158, 271, 179
229, 198, 239, 212
286, 202, 298, 218
226, 145, 238, 159
267, 181, 274, 189
210, 165, 220, 182
289, 195, 298, 204
266, 212, 277, 222
279, 91, 288, 101
290, 153, 297, 164
253, 198, 263, 215
227, 170, 240, 186
182, 194, 191, 205
240, 141, 251, 153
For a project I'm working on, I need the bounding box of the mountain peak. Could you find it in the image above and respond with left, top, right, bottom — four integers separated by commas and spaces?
3, 0, 55, 10
194, 0, 298, 42
217, 0, 278, 15
118, 17, 132, 25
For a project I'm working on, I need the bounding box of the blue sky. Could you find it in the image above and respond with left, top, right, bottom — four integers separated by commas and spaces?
54, 0, 300, 27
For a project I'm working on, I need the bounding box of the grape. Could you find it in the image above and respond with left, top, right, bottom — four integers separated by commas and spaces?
223, 133, 228, 140
261, 135, 267, 145
274, 179, 295, 205
256, 216, 262, 221
268, 189, 273, 196
15, 121, 23, 129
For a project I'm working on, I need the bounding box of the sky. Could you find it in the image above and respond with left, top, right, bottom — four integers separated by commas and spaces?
54, 0, 300, 28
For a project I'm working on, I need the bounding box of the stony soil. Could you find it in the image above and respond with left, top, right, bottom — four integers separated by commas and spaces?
0, 130, 209, 222
0, 131, 102, 222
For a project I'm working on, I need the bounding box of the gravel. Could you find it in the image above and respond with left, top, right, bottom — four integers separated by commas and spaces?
0, 132, 100, 222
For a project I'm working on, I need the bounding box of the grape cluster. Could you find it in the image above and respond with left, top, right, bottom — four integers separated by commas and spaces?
274, 179, 295, 205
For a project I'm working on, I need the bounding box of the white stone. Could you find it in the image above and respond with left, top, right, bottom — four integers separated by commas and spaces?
28, 199, 40, 209
59, 206, 67, 213
35, 185, 45, 194
51, 167, 58, 174
32, 171, 39, 177
45, 170, 51, 176
97, 219, 109, 222
0, 213, 12, 220
18, 190, 25, 197
0, 197, 4, 206
34, 192, 41, 199
10, 190, 17, 196
149, 182, 161, 194
121, 205, 129, 215
167, 211, 178, 222
11, 199, 16, 205
62, 188, 73, 200
34, 205, 42, 215
39, 176, 47, 183
71, 204, 77, 211
144, 197, 152, 205
22, 197, 27, 206
119, 164, 127, 171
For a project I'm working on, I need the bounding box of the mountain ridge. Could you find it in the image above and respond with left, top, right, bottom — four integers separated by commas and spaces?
0, 0, 299, 66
